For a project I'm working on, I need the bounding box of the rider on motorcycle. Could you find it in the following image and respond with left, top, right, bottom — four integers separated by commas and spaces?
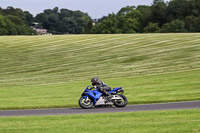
91, 77, 113, 101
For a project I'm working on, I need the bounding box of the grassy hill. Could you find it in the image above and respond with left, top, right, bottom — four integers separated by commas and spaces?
0, 33, 200, 110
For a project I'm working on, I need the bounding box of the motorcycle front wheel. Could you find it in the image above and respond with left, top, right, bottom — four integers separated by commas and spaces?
113, 94, 128, 107
79, 97, 94, 109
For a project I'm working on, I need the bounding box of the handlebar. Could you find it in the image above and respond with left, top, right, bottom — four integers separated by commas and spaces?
88, 86, 96, 90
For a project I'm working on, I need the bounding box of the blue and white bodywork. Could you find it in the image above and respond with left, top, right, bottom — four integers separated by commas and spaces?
79, 86, 128, 109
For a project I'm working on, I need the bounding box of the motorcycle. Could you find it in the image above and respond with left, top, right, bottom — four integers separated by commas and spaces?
78, 86, 128, 109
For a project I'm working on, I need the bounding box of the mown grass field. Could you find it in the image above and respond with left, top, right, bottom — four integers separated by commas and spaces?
0, 109, 200, 133
0, 33, 200, 110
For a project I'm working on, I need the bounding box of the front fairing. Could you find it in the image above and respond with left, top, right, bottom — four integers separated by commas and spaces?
81, 86, 102, 105
81, 86, 91, 96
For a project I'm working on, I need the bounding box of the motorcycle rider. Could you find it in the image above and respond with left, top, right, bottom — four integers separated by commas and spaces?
91, 77, 113, 101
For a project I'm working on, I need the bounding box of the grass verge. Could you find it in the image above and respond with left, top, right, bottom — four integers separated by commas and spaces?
0, 109, 200, 133
0, 69, 200, 110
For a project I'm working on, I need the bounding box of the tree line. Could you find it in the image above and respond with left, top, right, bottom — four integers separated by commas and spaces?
0, 6, 35, 35
91, 0, 200, 33
34, 7, 92, 34
0, 0, 200, 35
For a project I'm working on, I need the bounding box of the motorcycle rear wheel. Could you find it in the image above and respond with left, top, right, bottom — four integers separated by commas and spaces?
113, 94, 128, 107
79, 97, 94, 109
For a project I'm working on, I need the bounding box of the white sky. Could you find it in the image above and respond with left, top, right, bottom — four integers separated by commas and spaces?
0, 0, 155, 19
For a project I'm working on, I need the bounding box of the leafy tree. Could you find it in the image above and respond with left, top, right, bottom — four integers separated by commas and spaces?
35, 7, 92, 34
167, 0, 190, 21
117, 6, 135, 16
23, 11, 34, 26
4, 17, 18, 35
184, 0, 200, 32
91, 14, 121, 34
7, 15, 34, 35
189, 0, 200, 17
117, 7, 142, 33
136, 5, 151, 32
0, 7, 35, 35
162, 19, 186, 32
151, 0, 167, 25
0, 14, 8, 35
0, 7, 3, 14
185, 15, 200, 32
3, 7, 29, 24
144, 22, 161, 33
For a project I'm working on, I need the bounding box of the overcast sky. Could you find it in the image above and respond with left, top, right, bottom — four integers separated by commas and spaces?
0, 0, 154, 19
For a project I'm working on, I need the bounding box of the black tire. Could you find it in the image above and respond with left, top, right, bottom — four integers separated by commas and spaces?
113, 94, 128, 107
79, 97, 94, 109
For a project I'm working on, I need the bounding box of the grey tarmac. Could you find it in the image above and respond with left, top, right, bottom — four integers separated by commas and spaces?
0, 101, 200, 117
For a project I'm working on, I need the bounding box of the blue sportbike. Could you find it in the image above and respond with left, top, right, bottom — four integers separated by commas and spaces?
79, 86, 128, 109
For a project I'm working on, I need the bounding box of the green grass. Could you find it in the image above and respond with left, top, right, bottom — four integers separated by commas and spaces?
0, 109, 200, 133
0, 33, 200, 110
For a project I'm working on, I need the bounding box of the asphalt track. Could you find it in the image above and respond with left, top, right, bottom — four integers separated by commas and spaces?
0, 101, 200, 117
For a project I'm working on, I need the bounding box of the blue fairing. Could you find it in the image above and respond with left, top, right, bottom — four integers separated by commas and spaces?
82, 86, 102, 105
109, 87, 122, 94
81, 86, 122, 105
